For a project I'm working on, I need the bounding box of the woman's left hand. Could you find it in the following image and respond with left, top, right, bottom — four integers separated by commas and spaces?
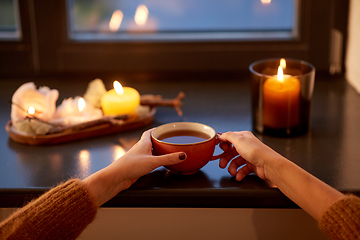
83, 129, 186, 207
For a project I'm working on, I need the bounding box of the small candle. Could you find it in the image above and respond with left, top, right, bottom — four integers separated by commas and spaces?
78, 98, 86, 112
28, 106, 35, 116
68, 98, 88, 125
11, 82, 58, 124
51, 97, 103, 126
101, 81, 140, 116
263, 65, 300, 129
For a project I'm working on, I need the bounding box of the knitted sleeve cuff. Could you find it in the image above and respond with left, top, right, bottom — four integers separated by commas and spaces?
319, 195, 360, 240
0, 179, 98, 240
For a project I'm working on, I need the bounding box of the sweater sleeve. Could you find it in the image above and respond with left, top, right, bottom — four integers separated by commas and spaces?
0, 179, 97, 240
319, 195, 360, 240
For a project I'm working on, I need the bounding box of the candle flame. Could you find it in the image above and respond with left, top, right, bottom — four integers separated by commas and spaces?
78, 98, 86, 112
114, 81, 124, 94
134, 4, 149, 26
277, 66, 284, 82
28, 106, 35, 115
109, 10, 124, 32
280, 58, 286, 69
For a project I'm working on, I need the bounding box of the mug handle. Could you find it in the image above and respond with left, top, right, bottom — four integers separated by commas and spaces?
211, 133, 232, 160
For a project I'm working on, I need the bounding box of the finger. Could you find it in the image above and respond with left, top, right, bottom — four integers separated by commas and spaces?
136, 128, 156, 151
219, 157, 229, 169
218, 131, 254, 148
217, 131, 242, 144
140, 128, 154, 141
219, 141, 230, 151
235, 164, 253, 181
219, 147, 239, 169
228, 155, 246, 176
219, 146, 241, 169
152, 152, 187, 167
220, 146, 239, 162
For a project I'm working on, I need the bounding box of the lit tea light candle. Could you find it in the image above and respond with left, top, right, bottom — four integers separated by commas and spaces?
101, 81, 140, 116
69, 97, 103, 125
78, 97, 86, 112
51, 97, 103, 126
263, 64, 300, 129
28, 106, 35, 116
11, 82, 59, 124
13, 105, 52, 135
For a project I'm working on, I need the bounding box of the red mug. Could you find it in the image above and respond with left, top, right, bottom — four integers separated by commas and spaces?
151, 122, 230, 174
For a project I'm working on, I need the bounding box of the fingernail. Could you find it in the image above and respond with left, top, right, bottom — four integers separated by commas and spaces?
217, 132, 223, 137
179, 153, 186, 160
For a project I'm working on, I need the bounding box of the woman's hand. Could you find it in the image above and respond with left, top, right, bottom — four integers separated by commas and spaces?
83, 129, 186, 207
218, 131, 284, 182
218, 131, 345, 221
111, 129, 186, 188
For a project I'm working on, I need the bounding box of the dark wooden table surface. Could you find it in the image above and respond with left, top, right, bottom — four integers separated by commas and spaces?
1, 73, 360, 208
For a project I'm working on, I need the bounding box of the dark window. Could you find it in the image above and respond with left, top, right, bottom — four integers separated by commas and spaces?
0, 0, 21, 41
0, 0, 349, 77
67, 0, 297, 41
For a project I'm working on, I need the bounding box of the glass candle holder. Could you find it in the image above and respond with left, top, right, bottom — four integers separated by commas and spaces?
249, 58, 315, 137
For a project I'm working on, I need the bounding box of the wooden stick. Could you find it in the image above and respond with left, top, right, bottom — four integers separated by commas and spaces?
48, 115, 129, 134
140, 91, 185, 116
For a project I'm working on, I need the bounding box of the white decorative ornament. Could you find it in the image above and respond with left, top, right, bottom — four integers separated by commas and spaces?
11, 82, 59, 123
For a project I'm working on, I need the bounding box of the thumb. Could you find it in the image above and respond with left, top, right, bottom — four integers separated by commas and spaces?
153, 152, 187, 166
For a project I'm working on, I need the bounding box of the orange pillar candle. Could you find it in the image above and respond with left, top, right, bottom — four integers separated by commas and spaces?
101, 81, 140, 116
263, 66, 300, 129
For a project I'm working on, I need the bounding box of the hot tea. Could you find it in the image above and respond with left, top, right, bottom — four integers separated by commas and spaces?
157, 130, 210, 144
151, 122, 230, 174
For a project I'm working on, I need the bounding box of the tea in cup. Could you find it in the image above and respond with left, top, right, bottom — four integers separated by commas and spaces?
151, 122, 230, 174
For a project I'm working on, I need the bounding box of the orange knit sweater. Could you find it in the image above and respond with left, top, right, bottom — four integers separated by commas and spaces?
0, 179, 97, 240
319, 195, 360, 240
0, 179, 359, 239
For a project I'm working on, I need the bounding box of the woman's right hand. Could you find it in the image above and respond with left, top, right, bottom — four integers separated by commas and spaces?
218, 131, 346, 223
217, 131, 285, 183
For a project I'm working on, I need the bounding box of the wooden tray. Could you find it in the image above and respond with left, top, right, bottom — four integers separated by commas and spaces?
6, 108, 156, 145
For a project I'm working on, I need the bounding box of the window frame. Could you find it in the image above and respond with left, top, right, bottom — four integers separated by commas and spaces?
0, 0, 349, 77
0, 0, 34, 76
